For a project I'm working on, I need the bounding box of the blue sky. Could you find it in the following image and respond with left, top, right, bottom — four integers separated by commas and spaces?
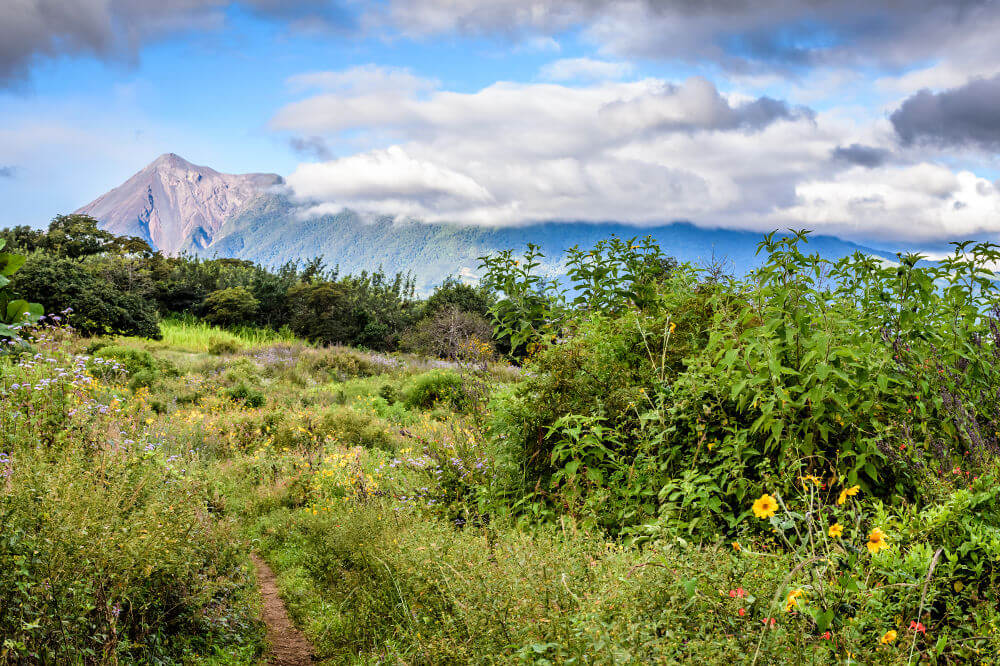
2, 1, 1000, 249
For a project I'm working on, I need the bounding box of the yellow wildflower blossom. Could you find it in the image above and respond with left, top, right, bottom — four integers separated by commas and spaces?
752, 494, 778, 519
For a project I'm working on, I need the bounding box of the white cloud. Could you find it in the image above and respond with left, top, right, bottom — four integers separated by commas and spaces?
288, 145, 495, 219
538, 57, 633, 82
775, 165, 1000, 242
273, 66, 1000, 242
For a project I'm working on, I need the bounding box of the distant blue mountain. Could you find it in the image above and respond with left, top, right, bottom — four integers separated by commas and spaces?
197, 193, 897, 291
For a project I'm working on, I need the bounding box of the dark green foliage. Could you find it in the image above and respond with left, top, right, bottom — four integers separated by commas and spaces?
39, 214, 118, 259
423, 277, 493, 318
12, 254, 160, 338
485, 232, 1000, 534
288, 281, 360, 345
202, 286, 260, 328
0, 215, 429, 349
287, 271, 417, 350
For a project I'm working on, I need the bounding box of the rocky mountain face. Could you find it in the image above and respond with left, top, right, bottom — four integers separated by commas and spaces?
76, 153, 282, 255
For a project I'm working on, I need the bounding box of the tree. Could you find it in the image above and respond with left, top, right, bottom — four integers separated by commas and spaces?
287, 281, 360, 344
43, 214, 117, 259
423, 277, 493, 319
202, 287, 259, 328
10, 254, 160, 338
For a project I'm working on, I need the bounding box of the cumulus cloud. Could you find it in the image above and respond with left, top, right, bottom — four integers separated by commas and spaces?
538, 58, 634, 82
776, 164, 1000, 242
273, 70, 810, 139
272, 65, 1000, 241
831, 144, 891, 168
287, 146, 496, 219
0, 0, 353, 86
274, 69, 821, 226
891, 73, 1000, 150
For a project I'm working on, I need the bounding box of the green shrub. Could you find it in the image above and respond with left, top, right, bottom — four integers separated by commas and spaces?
202, 286, 259, 328
11, 253, 161, 338
404, 370, 467, 411
92, 345, 178, 389
208, 335, 242, 355
487, 233, 1000, 534
227, 381, 265, 408
269, 407, 399, 453
296, 347, 383, 382
320, 408, 399, 452
377, 382, 398, 403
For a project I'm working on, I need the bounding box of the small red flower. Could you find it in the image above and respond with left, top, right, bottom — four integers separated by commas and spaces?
762, 617, 776, 628
728, 587, 746, 599
738, 607, 746, 616
909, 621, 926, 634
821, 631, 831, 640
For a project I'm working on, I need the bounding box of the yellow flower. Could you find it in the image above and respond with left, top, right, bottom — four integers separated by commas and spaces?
799, 474, 822, 487
669, 322, 677, 333
828, 523, 844, 538
880, 629, 897, 644
752, 494, 779, 519
784, 588, 804, 612
732, 542, 742, 552
867, 528, 889, 554
837, 485, 861, 505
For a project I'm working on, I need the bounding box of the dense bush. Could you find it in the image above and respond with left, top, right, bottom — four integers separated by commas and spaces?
92, 345, 178, 389
287, 272, 418, 350
208, 335, 242, 355
0, 238, 43, 340
404, 370, 468, 411
12, 254, 160, 338
483, 233, 1000, 535
295, 347, 386, 382
202, 286, 259, 328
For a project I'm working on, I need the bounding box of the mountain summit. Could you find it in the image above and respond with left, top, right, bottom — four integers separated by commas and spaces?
76, 153, 282, 254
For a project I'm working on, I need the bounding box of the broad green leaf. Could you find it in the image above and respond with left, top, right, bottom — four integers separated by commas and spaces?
0, 252, 26, 277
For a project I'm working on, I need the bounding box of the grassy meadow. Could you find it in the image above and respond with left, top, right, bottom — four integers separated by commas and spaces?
5, 232, 1000, 664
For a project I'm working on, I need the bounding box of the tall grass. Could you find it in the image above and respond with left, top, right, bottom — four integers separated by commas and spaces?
158, 316, 296, 352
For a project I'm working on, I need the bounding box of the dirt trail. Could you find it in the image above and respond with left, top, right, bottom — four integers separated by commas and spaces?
252, 554, 315, 665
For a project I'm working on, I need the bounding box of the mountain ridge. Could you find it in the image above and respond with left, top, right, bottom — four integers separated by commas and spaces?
78, 154, 898, 291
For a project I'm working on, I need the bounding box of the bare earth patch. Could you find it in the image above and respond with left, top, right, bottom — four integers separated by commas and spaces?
252, 554, 315, 665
